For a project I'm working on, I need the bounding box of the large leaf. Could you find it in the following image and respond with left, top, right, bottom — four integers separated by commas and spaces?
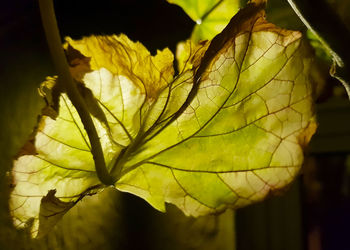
10, 1, 316, 237
10, 35, 175, 237
167, 0, 240, 42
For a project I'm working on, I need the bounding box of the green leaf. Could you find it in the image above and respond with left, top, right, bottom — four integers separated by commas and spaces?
36, 189, 75, 238
115, 3, 317, 215
306, 30, 332, 63
167, 0, 240, 42
10, 89, 108, 237
10, 34, 175, 237
10, 2, 316, 237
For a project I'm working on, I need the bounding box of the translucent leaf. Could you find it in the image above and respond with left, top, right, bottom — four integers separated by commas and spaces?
10, 34, 174, 237
10, 2, 317, 237
10, 91, 108, 236
167, 0, 240, 42
115, 2, 317, 215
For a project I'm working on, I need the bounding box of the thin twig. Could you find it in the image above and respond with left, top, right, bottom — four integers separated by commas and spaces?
286, 0, 350, 98
38, 0, 114, 185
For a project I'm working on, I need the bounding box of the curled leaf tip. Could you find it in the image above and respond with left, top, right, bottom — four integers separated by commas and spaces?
10, 2, 317, 236
36, 189, 75, 238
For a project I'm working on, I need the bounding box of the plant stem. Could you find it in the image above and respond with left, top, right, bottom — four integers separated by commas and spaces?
38, 0, 114, 185
286, 0, 350, 98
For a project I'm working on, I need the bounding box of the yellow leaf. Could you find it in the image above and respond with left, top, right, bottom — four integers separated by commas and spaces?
65, 35, 174, 100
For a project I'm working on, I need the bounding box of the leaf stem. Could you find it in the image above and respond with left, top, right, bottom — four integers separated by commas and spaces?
286, 0, 350, 98
38, 0, 114, 185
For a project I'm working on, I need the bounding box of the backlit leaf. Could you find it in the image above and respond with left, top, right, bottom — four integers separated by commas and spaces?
10, 1, 316, 237
10, 35, 174, 237
167, 0, 240, 42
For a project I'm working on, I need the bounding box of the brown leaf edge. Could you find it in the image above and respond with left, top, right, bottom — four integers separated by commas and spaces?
15, 76, 62, 159
164, 0, 272, 126
36, 184, 103, 238
36, 189, 75, 238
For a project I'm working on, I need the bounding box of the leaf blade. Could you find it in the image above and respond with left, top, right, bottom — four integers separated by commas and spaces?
168, 0, 240, 42
116, 3, 316, 216
10, 2, 317, 236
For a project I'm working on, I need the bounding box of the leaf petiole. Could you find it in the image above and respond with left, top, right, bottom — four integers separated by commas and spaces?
38, 0, 114, 185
